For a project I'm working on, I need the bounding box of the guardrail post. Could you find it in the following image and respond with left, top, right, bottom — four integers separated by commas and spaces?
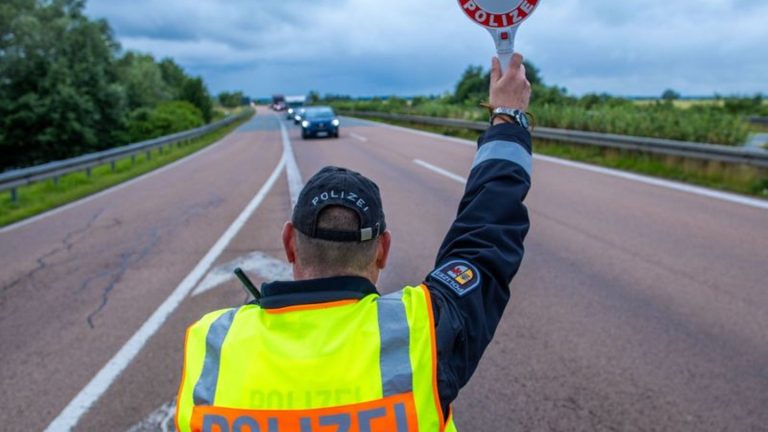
11, 188, 18, 203
86, 168, 91, 178
146, 150, 151, 161
110, 161, 116, 172
53, 176, 59, 186
131, 155, 136, 165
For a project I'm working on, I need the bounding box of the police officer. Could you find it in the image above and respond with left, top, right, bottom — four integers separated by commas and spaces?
176, 53, 532, 432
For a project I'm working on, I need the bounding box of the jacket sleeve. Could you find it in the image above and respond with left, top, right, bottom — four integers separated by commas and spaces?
425, 122, 532, 414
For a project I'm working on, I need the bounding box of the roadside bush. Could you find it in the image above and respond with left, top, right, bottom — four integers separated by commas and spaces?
127, 101, 204, 142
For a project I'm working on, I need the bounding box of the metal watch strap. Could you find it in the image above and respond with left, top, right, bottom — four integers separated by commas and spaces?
491, 107, 529, 130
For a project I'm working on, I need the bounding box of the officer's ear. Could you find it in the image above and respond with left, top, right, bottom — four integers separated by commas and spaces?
282, 221, 297, 264
375, 230, 392, 270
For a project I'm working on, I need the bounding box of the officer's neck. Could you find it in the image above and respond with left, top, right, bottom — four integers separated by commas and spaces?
293, 266, 380, 285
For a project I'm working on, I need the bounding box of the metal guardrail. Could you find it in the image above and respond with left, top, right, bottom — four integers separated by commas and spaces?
749, 116, 768, 126
0, 109, 254, 202
345, 111, 768, 169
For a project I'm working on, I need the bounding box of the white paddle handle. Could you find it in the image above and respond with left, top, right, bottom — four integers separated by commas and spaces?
488, 26, 519, 74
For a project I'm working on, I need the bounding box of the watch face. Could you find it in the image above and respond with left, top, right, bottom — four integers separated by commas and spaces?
517, 112, 529, 129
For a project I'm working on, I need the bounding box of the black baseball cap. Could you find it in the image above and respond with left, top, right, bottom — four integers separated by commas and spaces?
292, 166, 386, 242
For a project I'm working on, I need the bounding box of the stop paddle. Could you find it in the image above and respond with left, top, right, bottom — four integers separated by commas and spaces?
457, 0, 541, 72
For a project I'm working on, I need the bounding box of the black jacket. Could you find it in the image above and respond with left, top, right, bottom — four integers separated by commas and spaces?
425, 123, 532, 414
260, 122, 532, 417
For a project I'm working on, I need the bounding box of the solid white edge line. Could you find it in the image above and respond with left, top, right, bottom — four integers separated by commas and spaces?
414, 159, 467, 184
1, 114, 258, 235
352, 117, 768, 211
281, 121, 304, 207
349, 132, 368, 142
533, 154, 768, 210
44, 130, 287, 432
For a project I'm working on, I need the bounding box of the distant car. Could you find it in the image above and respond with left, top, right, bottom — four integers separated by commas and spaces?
293, 107, 307, 125
285, 99, 305, 119
301, 107, 340, 139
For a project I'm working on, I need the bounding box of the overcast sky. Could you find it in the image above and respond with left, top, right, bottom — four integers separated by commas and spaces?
85, 0, 768, 99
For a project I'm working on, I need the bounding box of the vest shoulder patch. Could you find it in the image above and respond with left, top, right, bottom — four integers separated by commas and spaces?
430, 260, 480, 297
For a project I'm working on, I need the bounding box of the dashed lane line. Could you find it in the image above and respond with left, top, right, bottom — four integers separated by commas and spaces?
350, 133, 368, 142
414, 159, 467, 184
352, 117, 768, 211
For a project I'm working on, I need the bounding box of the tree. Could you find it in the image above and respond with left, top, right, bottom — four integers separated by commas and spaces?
307, 91, 321, 104
158, 58, 188, 100
523, 60, 543, 86
0, 0, 128, 169
181, 77, 213, 122
661, 89, 681, 102
127, 101, 204, 142
117, 52, 170, 110
453, 66, 489, 104
218, 91, 244, 108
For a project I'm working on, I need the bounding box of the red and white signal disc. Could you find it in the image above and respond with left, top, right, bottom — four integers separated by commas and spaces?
458, 0, 540, 29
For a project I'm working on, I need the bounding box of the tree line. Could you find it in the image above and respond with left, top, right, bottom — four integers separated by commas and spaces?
327, 60, 762, 146
0, 0, 225, 171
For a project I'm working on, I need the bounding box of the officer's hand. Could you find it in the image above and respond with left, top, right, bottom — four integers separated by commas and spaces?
489, 53, 531, 112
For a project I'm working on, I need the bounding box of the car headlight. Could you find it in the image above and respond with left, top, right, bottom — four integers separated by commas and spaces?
331, 119, 340, 127
302, 121, 310, 128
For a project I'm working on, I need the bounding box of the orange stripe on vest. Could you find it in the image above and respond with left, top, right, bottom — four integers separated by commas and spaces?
191, 392, 419, 432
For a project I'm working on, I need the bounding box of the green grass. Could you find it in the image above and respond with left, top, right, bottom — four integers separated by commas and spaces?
0, 112, 254, 227
332, 99, 752, 146
355, 115, 768, 198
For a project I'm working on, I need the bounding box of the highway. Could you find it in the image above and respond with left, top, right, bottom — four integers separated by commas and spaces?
1, 110, 767, 431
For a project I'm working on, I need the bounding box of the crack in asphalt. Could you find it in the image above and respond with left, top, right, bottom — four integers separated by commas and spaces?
84, 228, 162, 329
82, 194, 224, 329
0, 210, 106, 301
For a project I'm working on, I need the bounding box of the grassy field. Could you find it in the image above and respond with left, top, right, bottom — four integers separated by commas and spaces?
633, 99, 724, 109
356, 115, 768, 198
332, 99, 752, 146
0, 111, 254, 227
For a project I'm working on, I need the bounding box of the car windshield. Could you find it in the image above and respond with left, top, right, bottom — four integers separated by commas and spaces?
305, 108, 335, 119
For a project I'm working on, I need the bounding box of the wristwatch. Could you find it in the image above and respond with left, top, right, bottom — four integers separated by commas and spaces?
490, 107, 530, 130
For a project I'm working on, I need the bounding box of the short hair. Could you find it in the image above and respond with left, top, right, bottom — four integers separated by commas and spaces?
294, 206, 379, 275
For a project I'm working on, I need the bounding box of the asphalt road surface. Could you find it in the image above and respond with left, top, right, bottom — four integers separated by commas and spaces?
1, 110, 767, 431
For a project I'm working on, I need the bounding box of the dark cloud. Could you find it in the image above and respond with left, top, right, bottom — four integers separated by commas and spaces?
86, 0, 767, 97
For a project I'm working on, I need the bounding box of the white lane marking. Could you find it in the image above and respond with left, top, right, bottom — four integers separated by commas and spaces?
281, 121, 303, 207
344, 116, 474, 148
192, 251, 293, 297
126, 400, 176, 432
350, 133, 368, 142
414, 159, 467, 184
354, 117, 768, 211
45, 121, 287, 432
534, 155, 768, 210
0, 117, 257, 235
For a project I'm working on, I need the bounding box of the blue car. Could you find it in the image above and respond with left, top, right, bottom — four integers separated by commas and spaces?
301, 107, 340, 139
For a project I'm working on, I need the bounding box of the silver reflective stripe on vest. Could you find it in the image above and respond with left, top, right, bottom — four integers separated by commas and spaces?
377, 290, 413, 397
473, 140, 532, 177
193, 308, 237, 405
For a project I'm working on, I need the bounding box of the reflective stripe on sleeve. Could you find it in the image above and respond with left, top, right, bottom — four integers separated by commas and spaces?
193, 308, 237, 405
377, 291, 413, 397
473, 140, 532, 177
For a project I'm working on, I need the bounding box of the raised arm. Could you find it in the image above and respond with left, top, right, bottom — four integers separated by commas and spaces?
425, 53, 533, 412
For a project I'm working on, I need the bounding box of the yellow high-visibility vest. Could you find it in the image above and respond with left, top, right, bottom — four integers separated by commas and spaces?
176, 284, 457, 432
